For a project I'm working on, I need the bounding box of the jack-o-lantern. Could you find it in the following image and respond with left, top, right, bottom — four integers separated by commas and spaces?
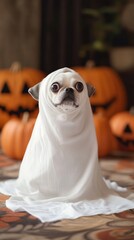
0, 62, 45, 128
72, 66, 127, 118
110, 108, 134, 151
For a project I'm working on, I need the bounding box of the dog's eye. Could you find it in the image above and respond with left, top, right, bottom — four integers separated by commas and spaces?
51, 82, 60, 93
75, 82, 84, 92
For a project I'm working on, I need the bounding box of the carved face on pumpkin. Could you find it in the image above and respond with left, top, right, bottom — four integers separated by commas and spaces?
0, 64, 45, 128
72, 67, 127, 118
110, 110, 134, 151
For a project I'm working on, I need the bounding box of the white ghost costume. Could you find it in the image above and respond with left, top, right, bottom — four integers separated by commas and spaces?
0, 67, 134, 222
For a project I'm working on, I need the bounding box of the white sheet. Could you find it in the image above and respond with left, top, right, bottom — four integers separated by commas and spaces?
0, 67, 133, 222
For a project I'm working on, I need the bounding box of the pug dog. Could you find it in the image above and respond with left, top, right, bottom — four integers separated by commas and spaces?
1, 68, 133, 223
28, 70, 95, 112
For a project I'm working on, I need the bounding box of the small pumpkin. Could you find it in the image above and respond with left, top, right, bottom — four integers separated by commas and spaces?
72, 66, 127, 118
110, 108, 134, 152
0, 62, 45, 128
93, 112, 116, 158
1, 112, 35, 160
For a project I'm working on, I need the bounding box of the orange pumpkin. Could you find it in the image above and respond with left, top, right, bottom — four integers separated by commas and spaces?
72, 66, 127, 118
1, 112, 35, 160
0, 62, 45, 128
93, 113, 116, 158
110, 108, 134, 152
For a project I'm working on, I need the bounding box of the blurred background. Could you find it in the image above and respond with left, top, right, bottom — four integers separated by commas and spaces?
0, 0, 133, 106
0, 0, 134, 158
0, 0, 134, 106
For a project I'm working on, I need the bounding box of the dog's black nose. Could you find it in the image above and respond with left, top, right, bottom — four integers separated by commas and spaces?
63, 88, 75, 102
65, 88, 74, 94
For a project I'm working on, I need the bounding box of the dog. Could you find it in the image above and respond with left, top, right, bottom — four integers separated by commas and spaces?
28, 68, 95, 112
0, 67, 133, 223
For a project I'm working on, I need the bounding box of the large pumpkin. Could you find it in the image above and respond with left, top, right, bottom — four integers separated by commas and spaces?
72, 66, 127, 118
1, 113, 35, 160
0, 62, 45, 128
110, 108, 134, 152
93, 113, 116, 158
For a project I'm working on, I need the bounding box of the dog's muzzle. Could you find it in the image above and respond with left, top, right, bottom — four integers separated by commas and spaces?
63, 88, 75, 102
56, 88, 78, 107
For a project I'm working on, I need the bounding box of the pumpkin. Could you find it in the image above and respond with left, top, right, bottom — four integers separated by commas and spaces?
0, 62, 45, 128
1, 112, 35, 160
93, 113, 116, 158
110, 108, 134, 152
72, 66, 127, 118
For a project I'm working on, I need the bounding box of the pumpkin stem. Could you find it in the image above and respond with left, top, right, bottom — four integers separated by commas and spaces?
85, 60, 95, 68
22, 112, 30, 123
10, 62, 22, 72
130, 107, 134, 115
96, 110, 107, 118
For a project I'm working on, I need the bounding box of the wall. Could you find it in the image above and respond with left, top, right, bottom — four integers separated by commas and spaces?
0, 0, 41, 69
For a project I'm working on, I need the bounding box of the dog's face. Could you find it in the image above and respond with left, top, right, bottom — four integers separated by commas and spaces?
48, 72, 86, 112
28, 69, 95, 113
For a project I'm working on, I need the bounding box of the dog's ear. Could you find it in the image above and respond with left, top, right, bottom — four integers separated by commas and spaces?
86, 84, 95, 97
28, 83, 40, 101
